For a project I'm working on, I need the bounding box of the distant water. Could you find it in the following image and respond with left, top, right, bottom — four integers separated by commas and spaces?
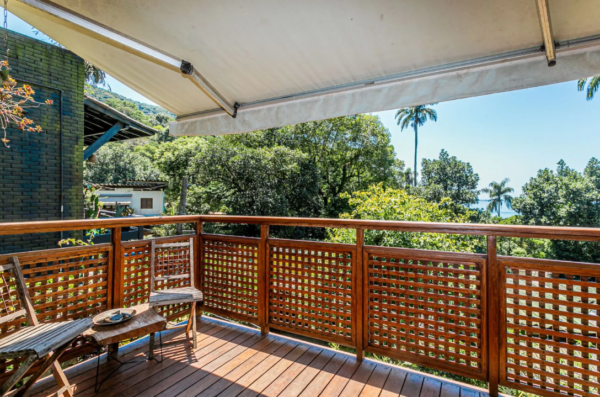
470, 200, 518, 219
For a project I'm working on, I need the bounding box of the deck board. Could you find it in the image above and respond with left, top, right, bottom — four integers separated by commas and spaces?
27, 317, 491, 397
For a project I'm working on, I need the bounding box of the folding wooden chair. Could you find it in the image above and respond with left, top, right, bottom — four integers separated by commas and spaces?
0, 256, 93, 397
148, 238, 203, 349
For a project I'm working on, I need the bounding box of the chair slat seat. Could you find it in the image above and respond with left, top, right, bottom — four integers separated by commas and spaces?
154, 273, 190, 281
149, 287, 203, 307
0, 318, 93, 359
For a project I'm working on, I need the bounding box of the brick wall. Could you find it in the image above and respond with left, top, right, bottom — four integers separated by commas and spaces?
0, 31, 85, 253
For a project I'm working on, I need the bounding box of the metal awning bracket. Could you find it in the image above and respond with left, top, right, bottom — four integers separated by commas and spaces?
536, 0, 556, 67
16, 0, 236, 115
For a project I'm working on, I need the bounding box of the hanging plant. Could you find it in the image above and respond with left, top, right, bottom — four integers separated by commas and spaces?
0, 57, 53, 147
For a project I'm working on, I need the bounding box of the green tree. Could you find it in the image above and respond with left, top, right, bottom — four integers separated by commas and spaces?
84, 141, 161, 184
85, 63, 108, 87
512, 159, 600, 262
328, 185, 481, 253
154, 137, 206, 196
105, 98, 152, 126
577, 76, 600, 100
395, 104, 438, 186
419, 149, 480, 206
481, 178, 514, 217
229, 115, 400, 217
192, 138, 323, 238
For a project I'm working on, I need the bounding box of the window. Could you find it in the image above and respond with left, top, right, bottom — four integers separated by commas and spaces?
140, 198, 153, 209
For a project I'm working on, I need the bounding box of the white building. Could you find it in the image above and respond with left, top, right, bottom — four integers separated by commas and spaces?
92, 181, 166, 217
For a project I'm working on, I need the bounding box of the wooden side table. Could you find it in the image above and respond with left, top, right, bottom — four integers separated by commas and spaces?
83, 303, 167, 391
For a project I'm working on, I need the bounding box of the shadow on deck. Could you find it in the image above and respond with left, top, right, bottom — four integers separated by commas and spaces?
27, 317, 491, 397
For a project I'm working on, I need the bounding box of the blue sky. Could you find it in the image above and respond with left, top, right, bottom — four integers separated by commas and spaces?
9, 12, 599, 197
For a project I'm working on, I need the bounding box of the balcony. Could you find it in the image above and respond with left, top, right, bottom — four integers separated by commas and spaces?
1, 215, 598, 397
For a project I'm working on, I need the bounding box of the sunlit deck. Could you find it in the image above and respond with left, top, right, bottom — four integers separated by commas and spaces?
27, 316, 489, 397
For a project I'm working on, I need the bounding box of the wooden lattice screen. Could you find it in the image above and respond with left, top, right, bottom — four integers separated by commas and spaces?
364, 246, 487, 379
267, 239, 355, 346
122, 236, 195, 322
201, 235, 259, 323
500, 257, 600, 397
122, 240, 151, 308
0, 244, 112, 382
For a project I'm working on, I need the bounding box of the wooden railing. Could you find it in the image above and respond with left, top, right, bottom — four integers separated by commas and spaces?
1, 215, 600, 397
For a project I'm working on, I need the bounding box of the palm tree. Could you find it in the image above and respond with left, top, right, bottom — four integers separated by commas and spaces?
481, 178, 514, 217
577, 76, 600, 100
395, 104, 438, 186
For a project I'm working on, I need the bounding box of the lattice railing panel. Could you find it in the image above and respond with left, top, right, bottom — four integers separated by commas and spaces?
268, 240, 355, 345
365, 247, 486, 379
0, 245, 111, 381
122, 236, 196, 322
123, 241, 151, 308
501, 257, 600, 397
154, 240, 193, 290
21, 245, 111, 326
201, 235, 259, 322
154, 239, 194, 321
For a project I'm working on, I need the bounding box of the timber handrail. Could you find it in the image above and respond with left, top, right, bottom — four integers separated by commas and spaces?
2, 214, 600, 241
199, 215, 600, 240
0, 215, 199, 235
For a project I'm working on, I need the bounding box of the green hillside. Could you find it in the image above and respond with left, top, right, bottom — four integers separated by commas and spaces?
84, 84, 176, 119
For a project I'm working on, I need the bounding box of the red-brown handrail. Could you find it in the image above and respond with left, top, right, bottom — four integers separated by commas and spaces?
2, 214, 600, 241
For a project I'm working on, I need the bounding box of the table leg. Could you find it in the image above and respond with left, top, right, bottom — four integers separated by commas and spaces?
192, 305, 197, 350
108, 343, 119, 360
149, 333, 155, 361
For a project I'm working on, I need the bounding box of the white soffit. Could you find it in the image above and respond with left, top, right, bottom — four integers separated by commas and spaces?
10, 0, 600, 136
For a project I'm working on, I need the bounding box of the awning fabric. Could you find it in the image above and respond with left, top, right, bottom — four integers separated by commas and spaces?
10, 0, 600, 136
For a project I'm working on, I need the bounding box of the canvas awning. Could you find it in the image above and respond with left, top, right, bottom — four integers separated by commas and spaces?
10, 0, 600, 136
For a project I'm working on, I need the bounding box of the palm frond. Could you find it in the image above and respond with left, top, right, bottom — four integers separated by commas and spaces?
85, 62, 109, 88
587, 76, 600, 100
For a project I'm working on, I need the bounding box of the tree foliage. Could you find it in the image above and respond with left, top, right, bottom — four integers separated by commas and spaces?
395, 104, 438, 186
226, 115, 404, 216
418, 149, 479, 206
512, 159, 600, 262
328, 185, 481, 253
577, 76, 600, 100
188, 138, 323, 238
481, 178, 513, 217
84, 141, 161, 184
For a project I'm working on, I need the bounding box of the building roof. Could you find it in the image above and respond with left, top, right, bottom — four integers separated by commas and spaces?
84, 96, 158, 146
87, 181, 167, 191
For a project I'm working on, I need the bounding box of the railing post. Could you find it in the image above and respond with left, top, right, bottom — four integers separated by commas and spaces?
195, 220, 203, 291
487, 236, 500, 397
259, 224, 270, 335
111, 227, 123, 309
355, 228, 365, 361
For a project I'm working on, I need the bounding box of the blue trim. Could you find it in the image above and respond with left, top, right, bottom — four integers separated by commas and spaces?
83, 122, 124, 160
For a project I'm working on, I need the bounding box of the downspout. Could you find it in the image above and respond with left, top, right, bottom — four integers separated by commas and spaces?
16, 79, 64, 238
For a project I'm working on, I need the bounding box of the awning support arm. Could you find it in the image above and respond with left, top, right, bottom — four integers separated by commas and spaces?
17, 0, 237, 116
536, 0, 556, 67
83, 122, 125, 161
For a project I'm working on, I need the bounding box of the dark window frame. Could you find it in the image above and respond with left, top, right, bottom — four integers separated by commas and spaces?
140, 198, 153, 209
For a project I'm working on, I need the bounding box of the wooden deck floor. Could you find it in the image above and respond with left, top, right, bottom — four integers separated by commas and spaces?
28, 317, 490, 397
